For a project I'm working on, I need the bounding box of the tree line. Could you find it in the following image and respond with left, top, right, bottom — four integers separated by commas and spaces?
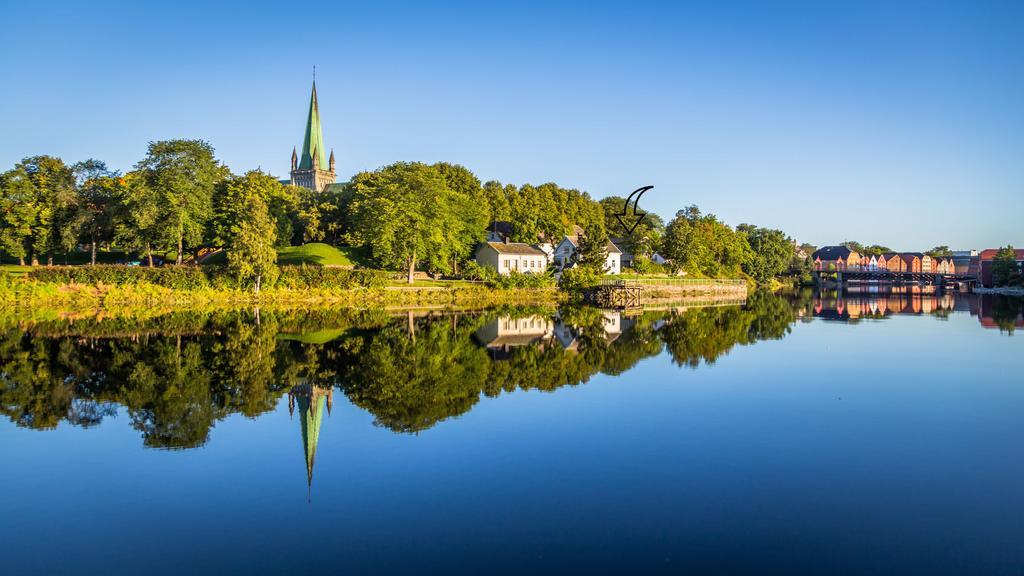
1, 139, 808, 287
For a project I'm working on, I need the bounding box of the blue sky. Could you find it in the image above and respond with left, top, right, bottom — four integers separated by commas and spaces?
1, 0, 1021, 249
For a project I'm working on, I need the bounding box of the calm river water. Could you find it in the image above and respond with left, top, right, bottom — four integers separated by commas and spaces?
1, 290, 1022, 575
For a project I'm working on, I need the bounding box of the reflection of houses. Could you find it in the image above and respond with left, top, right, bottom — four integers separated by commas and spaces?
288, 383, 333, 498
473, 315, 554, 359
552, 311, 634, 351
812, 291, 957, 321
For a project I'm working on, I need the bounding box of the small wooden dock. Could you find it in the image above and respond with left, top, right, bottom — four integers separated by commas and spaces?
585, 280, 643, 309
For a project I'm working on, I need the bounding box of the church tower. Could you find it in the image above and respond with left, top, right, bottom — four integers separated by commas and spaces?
290, 80, 336, 192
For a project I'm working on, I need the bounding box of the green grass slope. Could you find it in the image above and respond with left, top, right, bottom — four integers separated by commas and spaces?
201, 243, 369, 267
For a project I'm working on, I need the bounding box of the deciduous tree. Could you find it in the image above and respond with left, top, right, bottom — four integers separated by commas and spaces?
135, 140, 226, 264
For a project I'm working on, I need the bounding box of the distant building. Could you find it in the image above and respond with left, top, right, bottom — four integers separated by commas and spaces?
876, 253, 889, 271
900, 253, 922, 272
812, 246, 861, 271
977, 248, 1024, 287
952, 250, 978, 275
475, 240, 548, 275
611, 238, 635, 269
485, 221, 514, 243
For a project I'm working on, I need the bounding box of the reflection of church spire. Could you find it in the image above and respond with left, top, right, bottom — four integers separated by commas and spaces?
288, 383, 333, 501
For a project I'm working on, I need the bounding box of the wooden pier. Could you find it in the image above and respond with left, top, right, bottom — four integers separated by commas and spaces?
585, 280, 643, 309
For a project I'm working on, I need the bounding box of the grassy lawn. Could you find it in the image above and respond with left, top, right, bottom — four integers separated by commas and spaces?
199, 243, 370, 267
278, 243, 364, 266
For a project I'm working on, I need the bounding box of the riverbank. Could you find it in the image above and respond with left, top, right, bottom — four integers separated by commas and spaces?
0, 267, 753, 314
0, 278, 564, 311
974, 286, 1024, 296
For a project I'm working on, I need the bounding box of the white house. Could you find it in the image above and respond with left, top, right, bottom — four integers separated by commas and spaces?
553, 233, 623, 274
475, 241, 548, 275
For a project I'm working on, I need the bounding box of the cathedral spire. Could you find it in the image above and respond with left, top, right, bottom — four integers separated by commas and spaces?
298, 79, 328, 171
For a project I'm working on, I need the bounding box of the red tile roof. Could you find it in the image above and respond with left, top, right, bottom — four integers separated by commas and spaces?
978, 249, 1024, 261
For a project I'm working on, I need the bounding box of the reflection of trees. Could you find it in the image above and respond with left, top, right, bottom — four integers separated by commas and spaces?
337, 316, 491, 433
986, 295, 1024, 334
0, 293, 807, 443
660, 290, 796, 368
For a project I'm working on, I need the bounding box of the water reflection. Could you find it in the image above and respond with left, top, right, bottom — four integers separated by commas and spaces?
811, 288, 1024, 332
288, 383, 332, 497
1, 290, 1018, 455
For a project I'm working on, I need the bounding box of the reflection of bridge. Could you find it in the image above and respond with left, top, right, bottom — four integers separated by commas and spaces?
813, 269, 975, 287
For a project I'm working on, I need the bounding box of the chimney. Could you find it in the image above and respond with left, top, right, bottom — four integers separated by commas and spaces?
504, 236, 510, 244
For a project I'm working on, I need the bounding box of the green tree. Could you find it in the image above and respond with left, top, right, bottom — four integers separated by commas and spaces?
861, 244, 892, 257
739, 225, 792, 284
926, 245, 953, 258
211, 170, 298, 249
599, 195, 665, 258
991, 246, 1020, 287
573, 222, 610, 271
0, 156, 77, 265
220, 172, 280, 294
135, 140, 226, 264
348, 162, 484, 283
482, 180, 513, 222
72, 159, 119, 265
114, 172, 162, 266
841, 240, 866, 254
0, 167, 37, 265
661, 206, 750, 278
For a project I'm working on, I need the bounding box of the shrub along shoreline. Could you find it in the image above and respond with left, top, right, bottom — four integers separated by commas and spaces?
0, 264, 563, 309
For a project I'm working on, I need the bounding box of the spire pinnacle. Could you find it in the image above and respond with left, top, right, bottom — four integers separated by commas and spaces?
298, 79, 327, 171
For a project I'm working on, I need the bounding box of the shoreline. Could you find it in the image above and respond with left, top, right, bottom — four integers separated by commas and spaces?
973, 286, 1024, 296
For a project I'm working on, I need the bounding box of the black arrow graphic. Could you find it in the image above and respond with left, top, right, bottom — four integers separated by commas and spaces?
615, 185, 653, 236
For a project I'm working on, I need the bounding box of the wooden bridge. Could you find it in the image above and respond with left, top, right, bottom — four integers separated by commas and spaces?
813, 268, 975, 288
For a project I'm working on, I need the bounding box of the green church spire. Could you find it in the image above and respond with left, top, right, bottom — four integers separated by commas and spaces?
298, 81, 328, 171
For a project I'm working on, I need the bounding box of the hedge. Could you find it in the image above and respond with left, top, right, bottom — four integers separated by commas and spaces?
275, 266, 389, 289
25, 264, 389, 291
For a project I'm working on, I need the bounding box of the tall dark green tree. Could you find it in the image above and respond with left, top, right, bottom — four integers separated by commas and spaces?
991, 246, 1020, 287
0, 156, 77, 265
72, 159, 119, 265
114, 172, 162, 266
